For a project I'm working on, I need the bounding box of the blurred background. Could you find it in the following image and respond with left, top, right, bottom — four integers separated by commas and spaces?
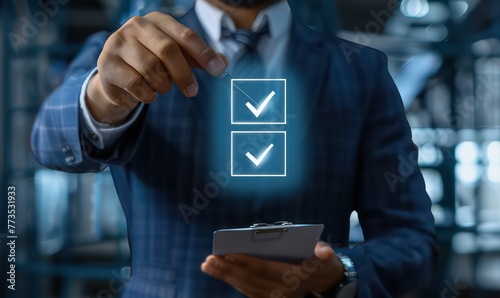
1, 0, 499, 297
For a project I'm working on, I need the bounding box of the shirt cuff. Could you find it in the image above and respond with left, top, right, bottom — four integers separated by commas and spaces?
79, 67, 144, 150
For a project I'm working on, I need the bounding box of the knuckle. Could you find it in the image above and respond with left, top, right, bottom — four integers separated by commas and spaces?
141, 92, 157, 104
146, 78, 163, 91
179, 28, 198, 42
174, 73, 194, 85
146, 11, 170, 20
143, 56, 161, 75
97, 52, 110, 69
104, 33, 122, 48
125, 73, 143, 89
126, 16, 143, 27
157, 39, 178, 57
103, 33, 126, 56
130, 83, 155, 102
121, 16, 148, 35
151, 62, 170, 81
152, 75, 166, 90
97, 54, 118, 79
145, 11, 161, 18
198, 45, 216, 60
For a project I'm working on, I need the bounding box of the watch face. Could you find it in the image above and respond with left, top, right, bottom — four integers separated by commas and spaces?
337, 281, 358, 298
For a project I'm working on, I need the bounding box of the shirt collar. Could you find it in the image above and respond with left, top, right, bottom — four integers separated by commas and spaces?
195, 0, 292, 41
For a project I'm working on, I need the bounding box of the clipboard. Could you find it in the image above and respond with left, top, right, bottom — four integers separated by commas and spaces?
213, 222, 324, 263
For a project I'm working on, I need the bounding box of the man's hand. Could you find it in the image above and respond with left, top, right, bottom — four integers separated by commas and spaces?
201, 241, 345, 298
86, 12, 228, 124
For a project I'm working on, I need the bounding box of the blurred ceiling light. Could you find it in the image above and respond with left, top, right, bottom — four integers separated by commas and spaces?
435, 128, 456, 148
456, 163, 482, 184
476, 234, 500, 253
456, 141, 481, 163
349, 211, 359, 226
477, 222, 500, 234
419, 143, 444, 166
450, 1, 469, 18
452, 232, 476, 254
395, 54, 442, 109
431, 204, 445, 225
456, 206, 476, 228
422, 169, 444, 203
479, 210, 500, 226
401, 0, 430, 18
472, 39, 500, 57
486, 141, 500, 164
425, 24, 449, 42
487, 166, 500, 183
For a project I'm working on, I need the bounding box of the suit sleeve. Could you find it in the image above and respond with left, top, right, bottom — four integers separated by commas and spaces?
335, 51, 438, 297
30, 31, 147, 173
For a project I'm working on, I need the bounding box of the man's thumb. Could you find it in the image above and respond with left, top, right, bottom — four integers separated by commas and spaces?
314, 242, 334, 261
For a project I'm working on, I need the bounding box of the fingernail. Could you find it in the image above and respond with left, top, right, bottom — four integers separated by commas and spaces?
208, 58, 226, 74
224, 255, 235, 262
185, 83, 198, 97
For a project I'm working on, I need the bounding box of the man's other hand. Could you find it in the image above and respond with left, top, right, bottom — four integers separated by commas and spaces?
201, 241, 344, 298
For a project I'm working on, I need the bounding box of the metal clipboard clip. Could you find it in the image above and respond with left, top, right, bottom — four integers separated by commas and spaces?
250, 221, 293, 235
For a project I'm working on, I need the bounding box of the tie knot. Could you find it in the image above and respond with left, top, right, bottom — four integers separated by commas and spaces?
234, 29, 260, 51
222, 26, 269, 52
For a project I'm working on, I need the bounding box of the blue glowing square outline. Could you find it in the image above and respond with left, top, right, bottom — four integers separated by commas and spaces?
231, 131, 287, 177
231, 79, 287, 125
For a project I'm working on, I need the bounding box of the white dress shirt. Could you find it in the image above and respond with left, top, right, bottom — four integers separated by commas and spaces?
79, 0, 292, 150
195, 0, 291, 77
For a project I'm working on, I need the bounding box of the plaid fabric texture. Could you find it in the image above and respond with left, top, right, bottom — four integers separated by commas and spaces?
31, 9, 437, 298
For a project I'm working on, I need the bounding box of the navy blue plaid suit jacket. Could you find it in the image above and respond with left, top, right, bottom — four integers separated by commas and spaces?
31, 8, 437, 298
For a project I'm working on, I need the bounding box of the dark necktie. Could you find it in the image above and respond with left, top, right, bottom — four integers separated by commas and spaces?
222, 25, 269, 78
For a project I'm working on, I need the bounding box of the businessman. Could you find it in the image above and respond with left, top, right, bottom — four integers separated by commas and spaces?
31, 0, 437, 297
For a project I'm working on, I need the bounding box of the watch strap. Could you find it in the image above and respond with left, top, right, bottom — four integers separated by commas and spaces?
309, 253, 358, 298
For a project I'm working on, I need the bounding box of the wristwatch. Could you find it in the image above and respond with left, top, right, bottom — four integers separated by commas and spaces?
310, 254, 358, 298
334, 254, 358, 297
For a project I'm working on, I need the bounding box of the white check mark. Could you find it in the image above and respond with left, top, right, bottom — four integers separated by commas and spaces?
245, 91, 276, 118
246, 144, 274, 167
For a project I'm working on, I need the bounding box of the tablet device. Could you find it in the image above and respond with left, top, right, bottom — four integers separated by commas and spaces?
213, 222, 324, 263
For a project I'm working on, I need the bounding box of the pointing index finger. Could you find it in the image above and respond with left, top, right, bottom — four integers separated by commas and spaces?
150, 13, 227, 75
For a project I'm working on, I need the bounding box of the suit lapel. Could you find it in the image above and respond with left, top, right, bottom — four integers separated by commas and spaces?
276, 17, 332, 156
285, 18, 331, 119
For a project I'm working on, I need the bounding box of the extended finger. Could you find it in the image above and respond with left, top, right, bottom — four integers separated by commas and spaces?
147, 12, 227, 76
182, 49, 229, 70
130, 20, 198, 97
